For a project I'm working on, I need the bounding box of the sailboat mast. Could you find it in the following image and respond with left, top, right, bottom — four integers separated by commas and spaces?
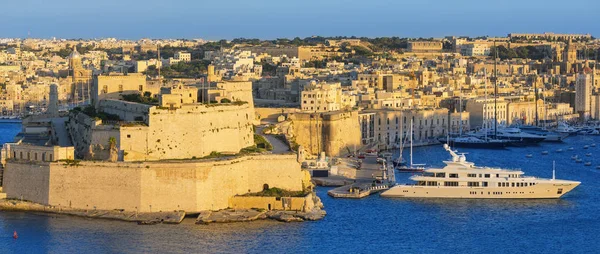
534, 76, 538, 126
410, 118, 413, 166
493, 40, 498, 137
484, 69, 488, 140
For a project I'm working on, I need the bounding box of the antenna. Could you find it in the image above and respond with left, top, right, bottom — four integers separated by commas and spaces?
552, 161, 556, 181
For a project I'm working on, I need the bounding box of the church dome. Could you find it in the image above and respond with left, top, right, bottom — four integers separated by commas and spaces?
69, 46, 81, 59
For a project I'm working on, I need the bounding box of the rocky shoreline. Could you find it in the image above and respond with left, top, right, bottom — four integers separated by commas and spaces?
0, 194, 326, 224
196, 207, 326, 223
0, 199, 185, 224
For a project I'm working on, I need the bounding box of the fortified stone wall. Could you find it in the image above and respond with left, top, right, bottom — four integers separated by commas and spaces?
289, 110, 361, 156
98, 100, 152, 123
119, 103, 254, 161
3, 155, 310, 213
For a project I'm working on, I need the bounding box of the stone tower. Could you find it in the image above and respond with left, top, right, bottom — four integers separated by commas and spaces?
48, 84, 59, 117
563, 39, 577, 64
68, 46, 92, 104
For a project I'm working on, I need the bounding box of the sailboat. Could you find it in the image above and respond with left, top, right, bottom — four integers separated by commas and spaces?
396, 119, 425, 172
441, 70, 509, 148
392, 116, 406, 167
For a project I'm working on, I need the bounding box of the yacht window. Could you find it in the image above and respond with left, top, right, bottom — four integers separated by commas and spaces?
444, 182, 459, 187
511, 183, 515, 187
417, 181, 426, 186
484, 174, 490, 178
497, 183, 501, 187
496, 174, 499, 178
525, 183, 528, 187
423, 172, 435, 177
479, 174, 482, 177
435, 173, 446, 178
467, 174, 476, 177
482, 182, 488, 187
449, 173, 459, 178
427, 181, 437, 186
468, 182, 480, 187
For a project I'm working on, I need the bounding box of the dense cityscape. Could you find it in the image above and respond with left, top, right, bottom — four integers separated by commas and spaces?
0, 31, 599, 252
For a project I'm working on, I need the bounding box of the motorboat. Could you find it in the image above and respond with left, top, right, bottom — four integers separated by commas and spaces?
440, 136, 509, 149
515, 125, 568, 142
381, 144, 580, 199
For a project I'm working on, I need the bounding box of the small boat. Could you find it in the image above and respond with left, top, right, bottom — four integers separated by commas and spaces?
586, 153, 592, 157
556, 149, 563, 153
541, 151, 549, 155
585, 162, 592, 166
526, 154, 533, 158
571, 155, 578, 160
13, 231, 18, 239
584, 145, 589, 149
568, 147, 574, 151
576, 158, 583, 163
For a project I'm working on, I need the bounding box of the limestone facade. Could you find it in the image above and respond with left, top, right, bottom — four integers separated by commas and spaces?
91, 73, 146, 106
3, 155, 311, 213
288, 110, 361, 156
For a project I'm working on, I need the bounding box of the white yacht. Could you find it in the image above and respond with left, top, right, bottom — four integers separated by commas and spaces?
381, 145, 580, 199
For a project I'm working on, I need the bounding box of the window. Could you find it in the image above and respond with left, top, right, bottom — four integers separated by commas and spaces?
484, 174, 490, 178
444, 182, 459, 187
467, 174, 476, 177
127, 135, 131, 138
557, 188, 563, 194
417, 181, 426, 186
496, 174, 500, 178
482, 182, 488, 187
449, 173, 459, 178
435, 173, 446, 178
139, 85, 143, 91
511, 183, 515, 187
468, 182, 480, 187
427, 181, 437, 186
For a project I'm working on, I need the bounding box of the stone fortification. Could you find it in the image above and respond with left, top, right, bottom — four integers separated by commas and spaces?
288, 110, 361, 157
3, 154, 311, 213
67, 101, 255, 161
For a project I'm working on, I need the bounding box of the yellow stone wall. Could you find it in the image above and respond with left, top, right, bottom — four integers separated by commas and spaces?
290, 110, 361, 156
3, 155, 310, 213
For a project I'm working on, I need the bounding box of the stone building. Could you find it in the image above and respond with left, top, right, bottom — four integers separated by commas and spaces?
407, 41, 443, 53
288, 110, 361, 157
575, 69, 593, 120
300, 81, 356, 112
91, 73, 147, 106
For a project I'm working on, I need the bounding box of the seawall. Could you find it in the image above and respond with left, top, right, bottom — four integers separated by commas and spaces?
3, 154, 311, 213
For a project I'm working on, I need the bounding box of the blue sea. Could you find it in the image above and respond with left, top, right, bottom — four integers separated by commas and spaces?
1, 122, 600, 253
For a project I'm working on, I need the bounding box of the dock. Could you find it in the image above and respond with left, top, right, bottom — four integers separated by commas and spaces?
327, 183, 390, 199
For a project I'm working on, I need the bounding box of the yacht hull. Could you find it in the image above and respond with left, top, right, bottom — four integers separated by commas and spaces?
381, 182, 579, 199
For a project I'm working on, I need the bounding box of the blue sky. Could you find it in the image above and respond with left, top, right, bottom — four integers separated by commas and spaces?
3, 0, 598, 40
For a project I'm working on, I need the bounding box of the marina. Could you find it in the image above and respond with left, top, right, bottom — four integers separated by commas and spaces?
1, 123, 600, 253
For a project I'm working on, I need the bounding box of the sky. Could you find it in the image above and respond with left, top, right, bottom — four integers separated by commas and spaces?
2, 0, 598, 40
